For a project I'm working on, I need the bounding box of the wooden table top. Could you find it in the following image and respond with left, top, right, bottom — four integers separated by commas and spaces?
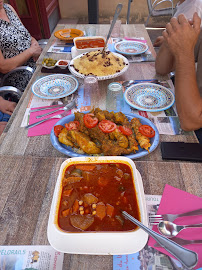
0, 24, 198, 159
0, 155, 201, 269
37, 24, 156, 65
0, 24, 201, 270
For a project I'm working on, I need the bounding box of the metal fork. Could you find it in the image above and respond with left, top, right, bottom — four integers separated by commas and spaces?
31, 103, 65, 113
36, 99, 76, 118
25, 111, 69, 129
149, 208, 202, 225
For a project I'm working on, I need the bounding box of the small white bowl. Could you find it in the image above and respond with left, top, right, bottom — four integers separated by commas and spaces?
42, 63, 56, 69
47, 156, 148, 255
42, 58, 57, 69
56, 59, 70, 69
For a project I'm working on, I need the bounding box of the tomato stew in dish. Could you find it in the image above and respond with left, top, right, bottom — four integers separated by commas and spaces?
75, 38, 105, 49
58, 162, 140, 232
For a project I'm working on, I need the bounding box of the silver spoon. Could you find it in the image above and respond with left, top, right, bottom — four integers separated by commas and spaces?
122, 80, 134, 88
158, 220, 202, 238
122, 211, 198, 269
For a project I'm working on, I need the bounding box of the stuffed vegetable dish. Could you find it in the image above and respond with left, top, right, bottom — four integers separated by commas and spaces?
58, 161, 140, 232
54, 108, 155, 156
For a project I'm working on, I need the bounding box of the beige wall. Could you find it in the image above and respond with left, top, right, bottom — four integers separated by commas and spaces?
59, 0, 178, 26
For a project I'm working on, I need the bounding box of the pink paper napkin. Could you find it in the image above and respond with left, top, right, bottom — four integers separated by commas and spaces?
28, 106, 71, 137
148, 184, 202, 269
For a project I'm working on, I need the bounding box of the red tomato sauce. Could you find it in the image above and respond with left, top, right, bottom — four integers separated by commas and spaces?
75, 38, 105, 49
58, 163, 140, 232
58, 60, 68, 65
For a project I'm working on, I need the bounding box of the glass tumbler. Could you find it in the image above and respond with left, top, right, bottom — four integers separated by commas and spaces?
110, 20, 121, 38
106, 82, 124, 111
84, 75, 100, 108
85, 25, 96, 36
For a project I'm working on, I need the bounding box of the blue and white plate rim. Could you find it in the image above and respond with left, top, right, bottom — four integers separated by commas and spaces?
31, 74, 79, 100
114, 40, 148, 55
50, 112, 160, 159
124, 82, 175, 112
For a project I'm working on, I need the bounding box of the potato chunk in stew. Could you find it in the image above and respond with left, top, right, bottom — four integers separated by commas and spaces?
70, 215, 95, 230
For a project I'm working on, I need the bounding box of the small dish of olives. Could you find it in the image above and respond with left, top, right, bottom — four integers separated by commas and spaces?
42, 58, 57, 69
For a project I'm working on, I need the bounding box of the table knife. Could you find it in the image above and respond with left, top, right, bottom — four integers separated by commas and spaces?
154, 238, 202, 247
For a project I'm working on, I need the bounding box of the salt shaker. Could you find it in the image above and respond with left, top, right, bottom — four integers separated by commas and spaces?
106, 82, 124, 111
83, 75, 100, 108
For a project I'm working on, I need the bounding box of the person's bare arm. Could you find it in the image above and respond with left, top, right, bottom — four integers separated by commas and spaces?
0, 41, 41, 73
153, 35, 164, 47
0, 96, 16, 115
155, 36, 175, 75
30, 37, 42, 61
163, 13, 202, 131
0, 4, 42, 73
0, 122, 7, 135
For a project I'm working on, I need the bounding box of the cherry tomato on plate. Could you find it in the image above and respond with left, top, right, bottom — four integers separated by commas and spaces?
65, 121, 80, 130
139, 125, 155, 138
83, 113, 98, 128
119, 125, 133, 136
98, 120, 117, 133
54, 125, 64, 137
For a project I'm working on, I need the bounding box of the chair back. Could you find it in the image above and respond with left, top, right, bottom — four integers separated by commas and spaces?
0, 86, 22, 103
145, 0, 176, 26
1, 66, 34, 92
126, 0, 133, 24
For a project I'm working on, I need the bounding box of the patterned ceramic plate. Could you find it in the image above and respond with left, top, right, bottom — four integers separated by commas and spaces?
31, 74, 79, 99
69, 52, 129, 81
124, 83, 175, 112
114, 41, 148, 55
50, 112, 159, 159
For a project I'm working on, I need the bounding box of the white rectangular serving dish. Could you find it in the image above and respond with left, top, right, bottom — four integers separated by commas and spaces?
74, 36, 105, 52
71, 36, 106, 58
47, 156, 148, 255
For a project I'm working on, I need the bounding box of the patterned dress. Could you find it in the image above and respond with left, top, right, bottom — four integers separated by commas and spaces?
0, 4, 36, 91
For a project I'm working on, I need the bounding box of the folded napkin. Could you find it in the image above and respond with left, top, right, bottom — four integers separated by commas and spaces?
148, 184, 202, 269
28, 106, 71, 137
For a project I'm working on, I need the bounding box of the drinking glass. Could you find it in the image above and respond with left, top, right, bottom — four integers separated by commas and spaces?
110, 20, 121, 38
84, 75, 100, 108
106, 82, 124, 111
85, 25, 96, 36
